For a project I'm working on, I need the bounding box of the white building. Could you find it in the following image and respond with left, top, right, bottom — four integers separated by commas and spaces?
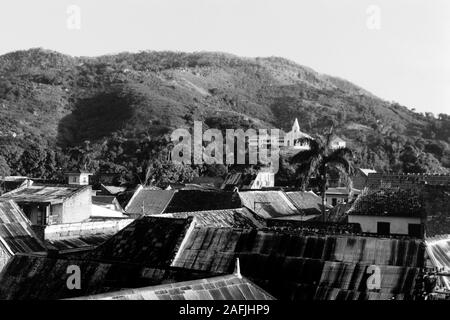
283, 118, 311, 150
330, 136, 346, 149
325, 187, 350, 206
65, 171, 93, 186
347, 189, 424, 237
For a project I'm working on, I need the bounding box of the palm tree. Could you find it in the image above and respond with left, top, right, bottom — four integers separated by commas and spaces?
290, 128, 353, 222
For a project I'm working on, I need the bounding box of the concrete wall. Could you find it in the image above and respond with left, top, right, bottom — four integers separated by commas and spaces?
67, 173, 91, 186
59, 187, 92, 224
325, 195, 347, 206
348, 215, 421, 235
45, 219, 134, 240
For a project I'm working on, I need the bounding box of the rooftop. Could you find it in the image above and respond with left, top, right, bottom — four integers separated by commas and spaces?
70, 273, 275, 300
367, 173, 450, 190
44, 219, 133, 253
0, 254, 210, 300
238, 190, 299, 219
164, 190, 241, 213
99, 184, 127, 196
348, 188, 425, 218
155, 208, 264, 229
285, 191, 330, 215
358, 168, 377, 177
0, 200, 46, 254
425, 237, 450, 290
0, 184, 89, 204
88, 216, 194, 267
221, 172, 257, 190
125, 187, 176, 216
172, 228, 426, 300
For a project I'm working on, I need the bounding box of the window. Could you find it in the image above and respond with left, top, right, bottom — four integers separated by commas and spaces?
332, 198, 337, 206
377, 222, 390, 235
408, 224, 422, 238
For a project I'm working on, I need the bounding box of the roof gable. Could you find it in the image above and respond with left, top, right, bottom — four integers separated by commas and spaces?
238, 191, 299, 218
125, 187, 176, 215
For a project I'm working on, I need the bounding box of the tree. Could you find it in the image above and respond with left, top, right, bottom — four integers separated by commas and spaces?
0, 156, 11, 177
290, 128, 353, 222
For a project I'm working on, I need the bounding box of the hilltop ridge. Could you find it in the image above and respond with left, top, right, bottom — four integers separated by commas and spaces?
0, 48, 448, 181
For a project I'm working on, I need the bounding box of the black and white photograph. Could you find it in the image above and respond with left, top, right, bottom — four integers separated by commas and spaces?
0, 0, 449, 309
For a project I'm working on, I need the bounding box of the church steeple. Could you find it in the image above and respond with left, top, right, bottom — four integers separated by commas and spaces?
292, 118, 300, 132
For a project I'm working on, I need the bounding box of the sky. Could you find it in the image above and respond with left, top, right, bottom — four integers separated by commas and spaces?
0, 0, 449, 115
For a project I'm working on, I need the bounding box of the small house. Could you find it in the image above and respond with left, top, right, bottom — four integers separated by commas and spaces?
330, 136, 346, 149
347, 188, 425, 237
0, 184, 93, 226
325, 187, 350, 206
65, 170, 93, 186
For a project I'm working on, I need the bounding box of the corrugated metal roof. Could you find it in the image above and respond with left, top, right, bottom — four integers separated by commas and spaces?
0, 184, 89, 204
0, 200, 46, 254
100, 184, 127, 195
88, 217, 194, 267
286, 191, 329, 215
46, 234, 112, 252
44, 219, 134, 252
425, 237, 450, 290
172, 227, 247, 273
221, 173, 256, 190
172, 228, 426, 300
155, 208, 264, 229
238, 191, 300, 219
70, 273, 275, 300
125, 187, 176, 215
164, 190, 241, 213
0, 255, 210, 300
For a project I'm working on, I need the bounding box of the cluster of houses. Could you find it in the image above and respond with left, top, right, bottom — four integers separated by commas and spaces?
0, 119, 449, 300
0, 165, 449, 300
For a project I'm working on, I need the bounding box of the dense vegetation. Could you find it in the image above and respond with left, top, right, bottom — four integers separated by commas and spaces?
0, 48, 448, 187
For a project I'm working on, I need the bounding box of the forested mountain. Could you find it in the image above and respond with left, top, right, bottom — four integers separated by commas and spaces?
0, 48, 448, 186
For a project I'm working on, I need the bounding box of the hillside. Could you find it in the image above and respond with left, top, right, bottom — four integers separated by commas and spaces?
0, 48, 448, 184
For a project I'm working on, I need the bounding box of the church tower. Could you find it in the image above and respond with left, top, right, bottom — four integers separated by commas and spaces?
292, 118, 300, 133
